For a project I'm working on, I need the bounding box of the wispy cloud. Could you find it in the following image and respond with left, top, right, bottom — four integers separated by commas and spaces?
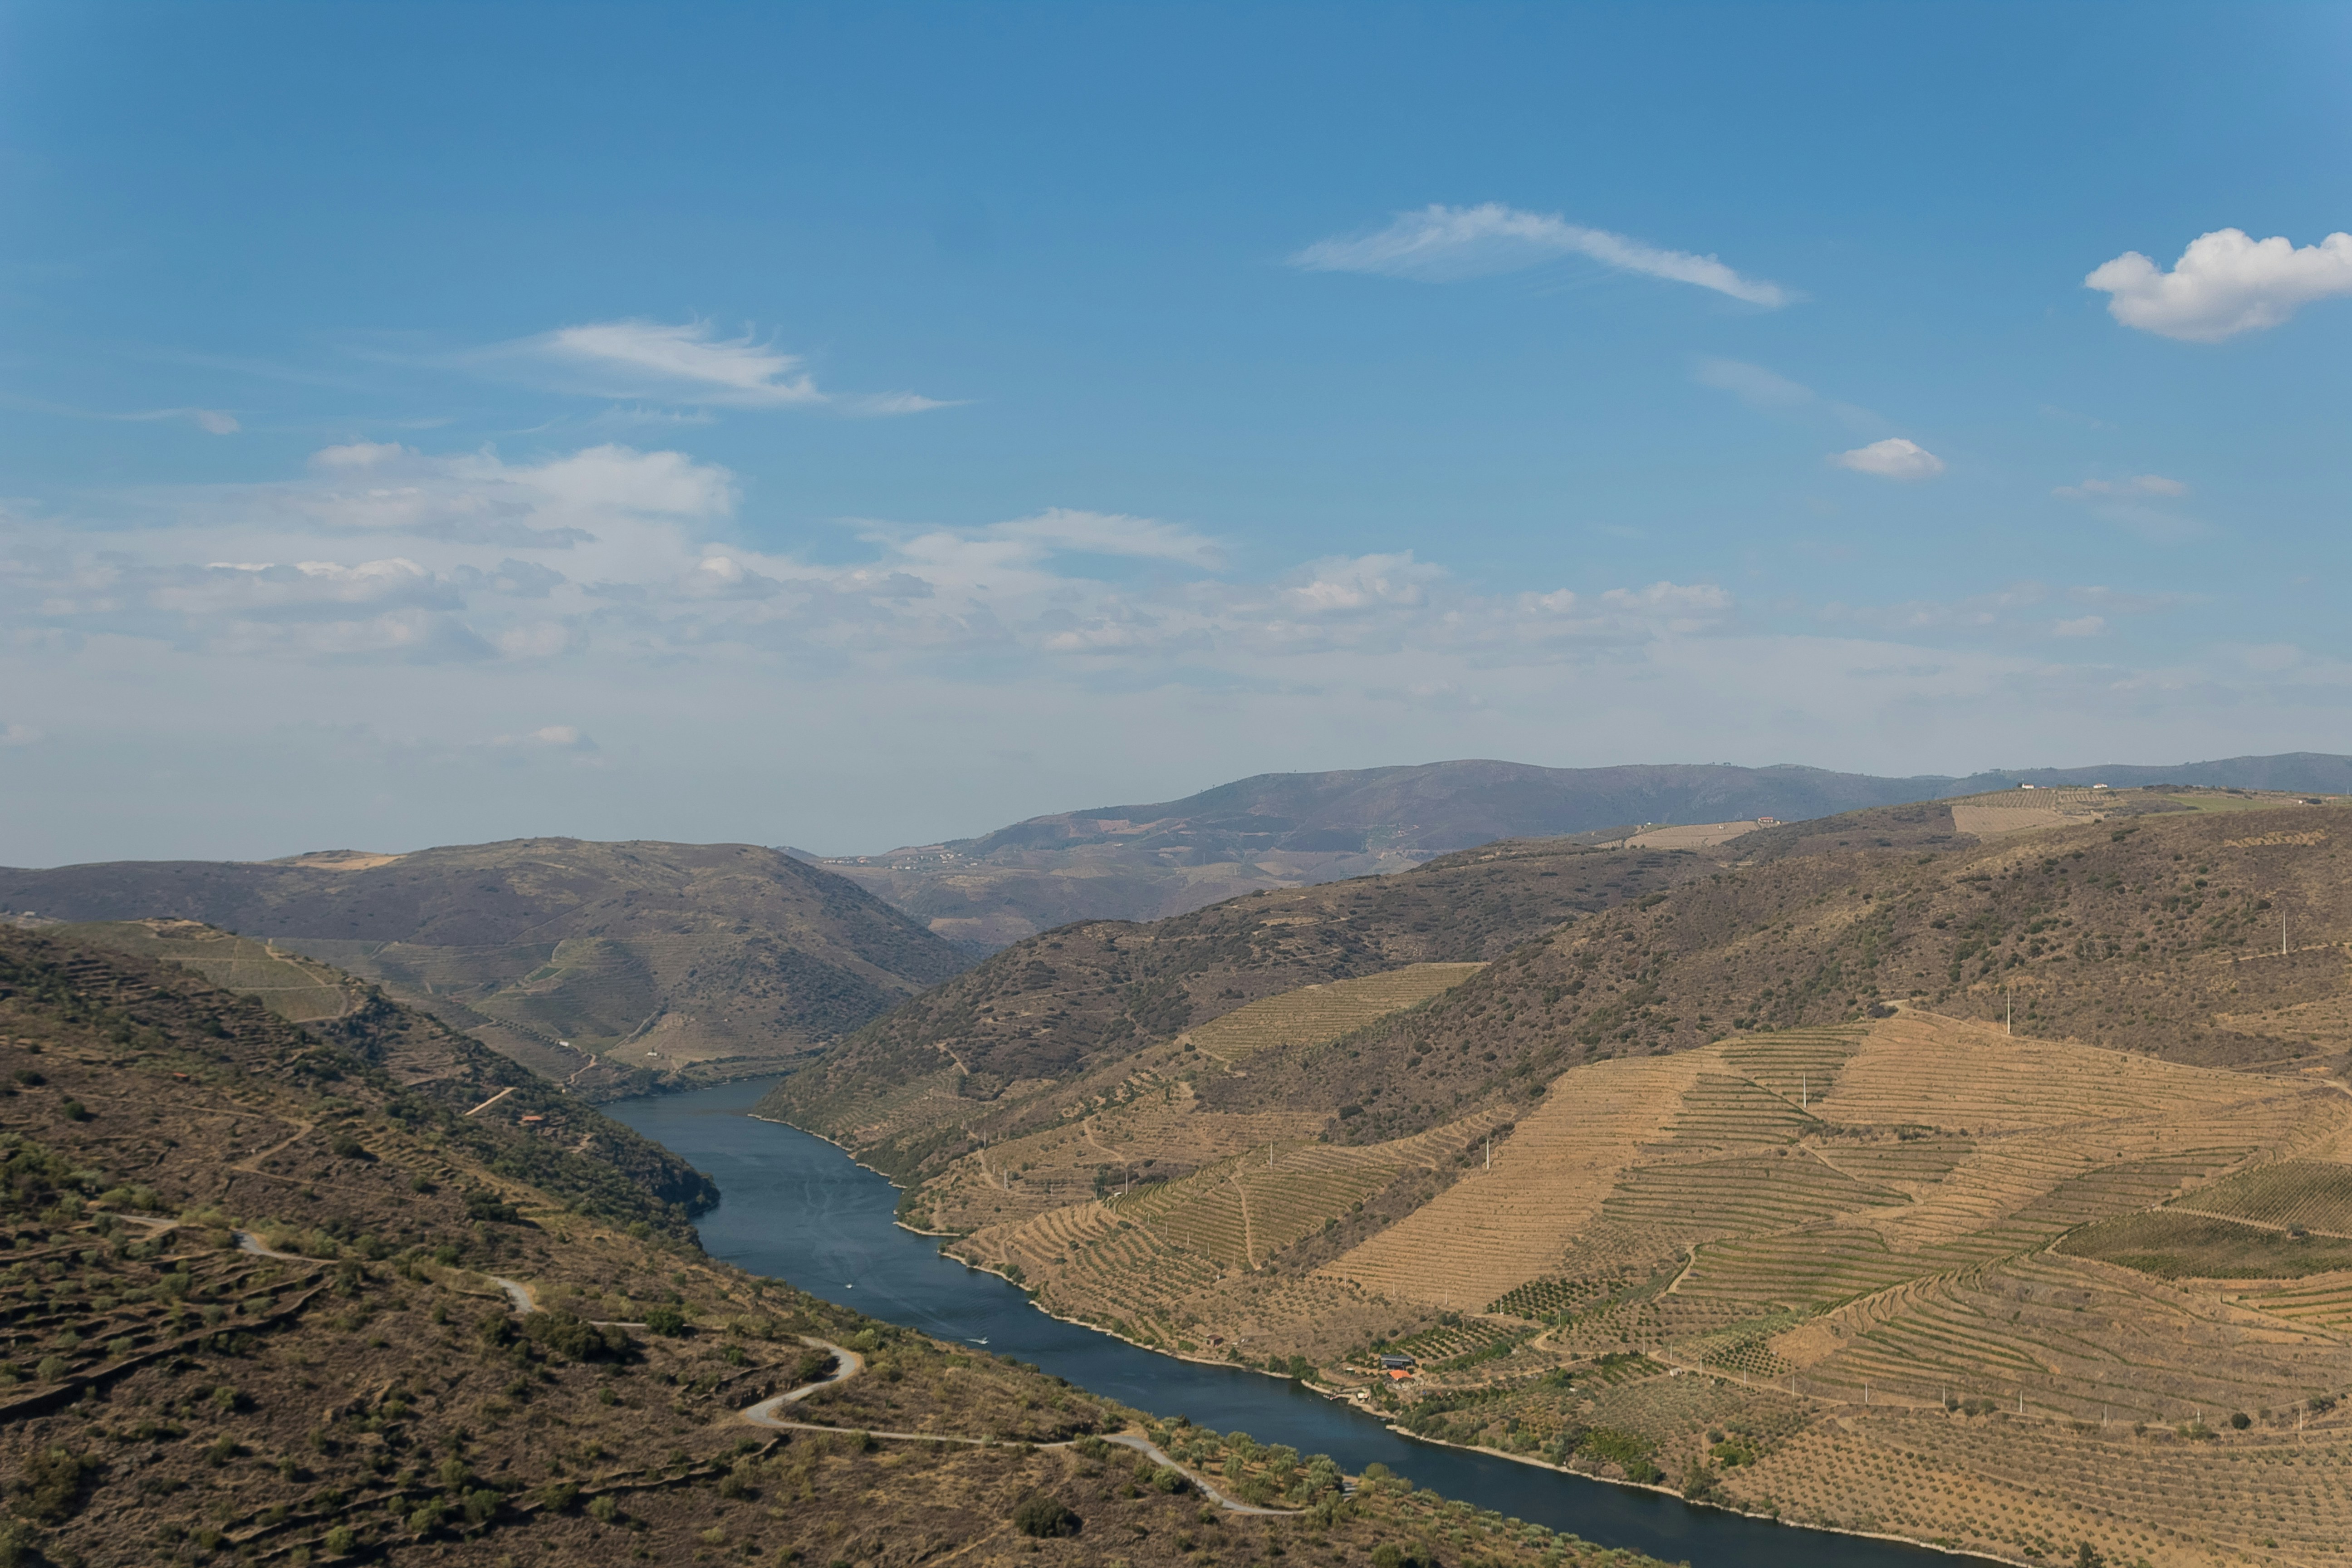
1290, 203, 1793, 307
1831, 437, 1944, 480
539, 320, 822, 406
2053, 475, 2185, 500
1, 396, 240, 434
2086, 229, 2352, 341
483, 319, 954, 416
1694, 357, 1883, 433
2054, 475, 2200, 544
3, 441, 1741, 675
989, 508, 1224, 568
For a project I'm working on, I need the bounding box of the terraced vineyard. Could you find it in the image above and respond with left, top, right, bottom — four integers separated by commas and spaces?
1183, 962, 1484, 1060
2169, 1158, 2352, 1236
1304, 1010, 2352, 1565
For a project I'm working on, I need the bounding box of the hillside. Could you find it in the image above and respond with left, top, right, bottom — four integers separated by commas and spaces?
808, 753, 2352, 946
757, 831, 1725, 1185
757, 788, 2352, 1566
0, 924, 1655, 1568
767, 788, 2352, 1204
0, 838, 971, 1090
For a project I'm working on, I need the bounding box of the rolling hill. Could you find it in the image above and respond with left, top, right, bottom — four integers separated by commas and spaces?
0, 838, 970, 1091
758, 785, 2352, 1567
805, 753, 2352, 947
0, 926, 1621, 1568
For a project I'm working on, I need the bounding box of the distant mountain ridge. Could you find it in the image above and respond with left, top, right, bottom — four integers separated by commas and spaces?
0, 838, 969, 1090
804, 753, 2352, 947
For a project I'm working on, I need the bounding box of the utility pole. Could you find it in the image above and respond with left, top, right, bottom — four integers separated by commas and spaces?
1485, 1136, 1491, 1171
2005, 990, 2012, 1036
1801, 1072, 1808, 1112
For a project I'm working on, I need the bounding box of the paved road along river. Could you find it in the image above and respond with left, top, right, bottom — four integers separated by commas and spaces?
612, 1078, 1978, 1568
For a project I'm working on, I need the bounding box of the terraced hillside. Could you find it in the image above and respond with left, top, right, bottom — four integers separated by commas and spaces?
1303, 1010, 2352, 1568
753, 792, 2352, 1567
759, 833, 1714, 1181
0, 929, 1632, 1568
1, 838, 970, 1089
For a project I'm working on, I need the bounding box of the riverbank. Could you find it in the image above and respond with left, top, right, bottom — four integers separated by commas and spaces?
617, 1081, 1988, 1568
755, 1107, 2017, 1567
1372, 1417, 2020, 1568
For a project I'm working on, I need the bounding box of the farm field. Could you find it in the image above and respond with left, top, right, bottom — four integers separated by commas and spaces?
1183, 962, 1483, 1060
1315, 1008, 2352, 1566
43, 920, 363, 1024
761, 796, 2352, 1566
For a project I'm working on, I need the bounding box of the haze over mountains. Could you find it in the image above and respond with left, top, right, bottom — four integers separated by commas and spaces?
803, 754, 2352, 947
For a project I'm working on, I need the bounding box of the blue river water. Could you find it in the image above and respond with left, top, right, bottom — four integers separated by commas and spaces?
612, 1078, 1978, 1568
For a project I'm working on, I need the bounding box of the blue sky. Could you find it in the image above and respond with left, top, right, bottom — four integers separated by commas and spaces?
5, 2, 2351, 863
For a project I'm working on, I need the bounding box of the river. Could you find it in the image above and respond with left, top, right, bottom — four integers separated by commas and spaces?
611, 1078, 1978, 1568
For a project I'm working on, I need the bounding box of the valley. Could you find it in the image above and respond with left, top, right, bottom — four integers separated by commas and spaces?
0, 924, 1650, 1568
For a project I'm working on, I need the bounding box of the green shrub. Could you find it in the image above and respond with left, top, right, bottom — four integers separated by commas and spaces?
586, 1494, 620, 1524
323, 1524, 356, 1555
463, 1191, 519, 1224
1011, 1494, 1077, 1538
13, 1445, 99, 1523
538, 1480, 580, 1513
523, 1310, 629, 1362
642, 1305, 686, 1337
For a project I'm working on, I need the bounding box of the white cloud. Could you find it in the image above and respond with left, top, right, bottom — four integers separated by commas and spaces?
1831, 438, 1944, 480
2054, 475, 2186, 500
2053, 616, 2107, 637
493, 319, 951, 415
540, 320, 822, 406
0, 724, 39, 746
1694, 358, 1814, 409
990, 508, 1223, 568
1291, 203, 1792, 307
2086, 229, 2352, 341
1281, 553, 1442, 612
1601, 581, 1732, 616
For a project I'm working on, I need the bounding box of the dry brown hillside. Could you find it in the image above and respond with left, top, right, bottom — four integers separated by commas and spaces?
0, 839, 969, 1090
0, 927, 1653, 1568
759, 833, 1720, 1181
